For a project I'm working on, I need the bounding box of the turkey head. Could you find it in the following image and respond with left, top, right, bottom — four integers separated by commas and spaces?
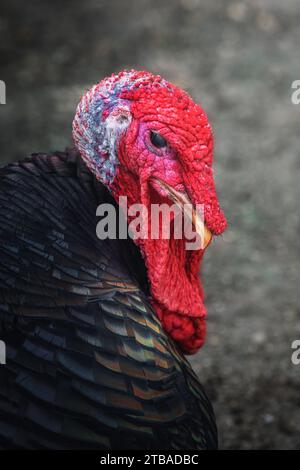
73, 69, 227, 354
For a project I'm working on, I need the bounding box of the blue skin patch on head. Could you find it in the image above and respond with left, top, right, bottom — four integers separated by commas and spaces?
73, 71, 168, 187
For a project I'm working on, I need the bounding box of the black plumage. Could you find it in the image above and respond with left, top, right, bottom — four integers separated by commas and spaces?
0, 149, 217, 449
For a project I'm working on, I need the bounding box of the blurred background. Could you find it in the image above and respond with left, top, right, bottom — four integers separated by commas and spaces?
0, 0, 299, 449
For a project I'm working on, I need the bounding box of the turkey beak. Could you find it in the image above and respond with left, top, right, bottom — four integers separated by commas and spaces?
152, 177, 212, 249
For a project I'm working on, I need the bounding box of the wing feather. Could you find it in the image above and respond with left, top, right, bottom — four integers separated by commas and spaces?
0, 150, 217, 449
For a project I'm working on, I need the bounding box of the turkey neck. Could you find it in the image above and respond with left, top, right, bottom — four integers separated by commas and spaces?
112, 168, 206, 323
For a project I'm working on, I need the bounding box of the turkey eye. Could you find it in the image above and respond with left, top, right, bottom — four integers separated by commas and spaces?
150, 131, 167, 149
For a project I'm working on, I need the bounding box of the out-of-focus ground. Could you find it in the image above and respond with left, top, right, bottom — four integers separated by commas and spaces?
0, 0, 299, 449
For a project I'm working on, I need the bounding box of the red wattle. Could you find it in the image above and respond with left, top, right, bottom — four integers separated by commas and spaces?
152, 301, 206, 355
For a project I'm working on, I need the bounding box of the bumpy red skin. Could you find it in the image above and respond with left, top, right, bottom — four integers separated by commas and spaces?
109, 72, 227, 354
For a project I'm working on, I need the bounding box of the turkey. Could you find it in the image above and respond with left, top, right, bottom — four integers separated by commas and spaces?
0, 70, 227, 450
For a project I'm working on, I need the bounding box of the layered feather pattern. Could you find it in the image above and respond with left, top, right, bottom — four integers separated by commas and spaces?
0, 149, 217, 449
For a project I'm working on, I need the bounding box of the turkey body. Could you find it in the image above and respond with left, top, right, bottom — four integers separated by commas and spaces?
0, 149, 217, 450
